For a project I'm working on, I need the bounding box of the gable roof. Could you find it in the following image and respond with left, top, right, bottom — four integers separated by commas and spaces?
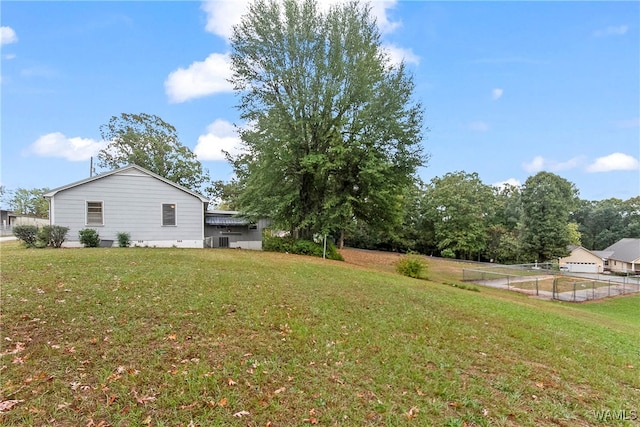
43, 164, 209, 203
603, 238, 640, 263
567, 245, 607, 260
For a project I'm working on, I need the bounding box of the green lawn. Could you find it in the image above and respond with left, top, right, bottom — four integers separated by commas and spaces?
1, 242, 638, 426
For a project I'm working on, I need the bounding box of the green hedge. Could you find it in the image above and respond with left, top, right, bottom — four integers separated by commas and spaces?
262, 231, 343, 261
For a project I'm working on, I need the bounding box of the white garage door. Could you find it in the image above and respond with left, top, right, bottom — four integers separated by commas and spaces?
567, 262, 598, 273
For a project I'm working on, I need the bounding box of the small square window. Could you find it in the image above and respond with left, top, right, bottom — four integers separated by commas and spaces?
87, 201, 103, 225
162, 203, 176, 226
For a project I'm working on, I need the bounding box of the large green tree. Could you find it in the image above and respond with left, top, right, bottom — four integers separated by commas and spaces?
98, 113, 210, 193
228, 0, 426, 241
520, 172, 578, 262
422, 171, 495, 260
8, 187, 50, 218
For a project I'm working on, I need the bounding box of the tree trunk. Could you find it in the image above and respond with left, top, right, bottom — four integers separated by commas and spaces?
338, 230, 344, 249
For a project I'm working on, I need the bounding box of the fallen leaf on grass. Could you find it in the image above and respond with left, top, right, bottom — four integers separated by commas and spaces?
233, 410, 250, 417
274, 387, 286, 394
57, 401, 71, 410
218, 397, 228, 407
0, 399, 24, 413
406, 406, 419, 419
179, 401, 198, 410
132, 388, 156, 405
303, 417, 318, 424
227, 378, 237, 386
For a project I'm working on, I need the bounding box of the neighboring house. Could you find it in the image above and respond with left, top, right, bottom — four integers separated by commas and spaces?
204, 210, 270, 250
602, 238, 640, 274
44, 165, 209, 248
0, 210, 16, 229
559, 246, 608, 273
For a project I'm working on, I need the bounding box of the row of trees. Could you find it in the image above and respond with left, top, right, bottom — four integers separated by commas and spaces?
345, 171, 639, 263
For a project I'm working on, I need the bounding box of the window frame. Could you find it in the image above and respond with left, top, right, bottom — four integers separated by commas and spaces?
86, 201, 104, 226
162, 203, 177, 226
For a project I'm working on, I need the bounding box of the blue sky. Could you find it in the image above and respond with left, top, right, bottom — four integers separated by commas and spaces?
1, 1, 639, 202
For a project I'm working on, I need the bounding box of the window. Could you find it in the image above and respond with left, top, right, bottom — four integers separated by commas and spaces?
87, 201, 103, 225
219, 237, 229, 248
162, 203, 176, 226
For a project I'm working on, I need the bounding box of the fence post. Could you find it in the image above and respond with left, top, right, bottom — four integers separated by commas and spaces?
536, 278, 539, 296
573, 283, 576, 302
592, 282, 595, 300
552, 278, 556, 300
608, 280, 611, 297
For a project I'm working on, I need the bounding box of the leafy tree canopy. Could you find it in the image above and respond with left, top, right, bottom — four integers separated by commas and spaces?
520, 171, 578, 262
8, 187, 50, 218
228, 0, 427, 239
422, 171, 495, 260
98, 113, 210, 194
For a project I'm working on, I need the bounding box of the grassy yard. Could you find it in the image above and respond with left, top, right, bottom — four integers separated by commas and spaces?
1, 242, 638, 426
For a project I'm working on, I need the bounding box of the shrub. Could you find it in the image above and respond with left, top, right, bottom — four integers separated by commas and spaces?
79, 228, 100, 248
262, 230, 343, 261
39, 225, 69, 248
13, 225, 39, 248
441, 248, 456, 259
396, 254, 427, 279
117, 232, 131, 248
292, 239, 323, 257
262, 231, 294, 253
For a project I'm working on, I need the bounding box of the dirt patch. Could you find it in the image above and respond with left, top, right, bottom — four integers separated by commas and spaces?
339, 248, 403, 274
339, 248, 475, 284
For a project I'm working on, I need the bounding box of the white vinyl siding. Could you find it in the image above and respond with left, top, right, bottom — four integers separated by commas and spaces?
86, 201, 103, 225
162, 203, 176, 226
49, 169, 204, 246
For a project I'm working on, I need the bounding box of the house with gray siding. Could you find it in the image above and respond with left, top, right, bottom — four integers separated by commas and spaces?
205, 210, 270, 249
603, 238, 640, 274
44, 165, 209, 248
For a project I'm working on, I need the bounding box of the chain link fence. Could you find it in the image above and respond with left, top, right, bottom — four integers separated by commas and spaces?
462, 265, 640, 302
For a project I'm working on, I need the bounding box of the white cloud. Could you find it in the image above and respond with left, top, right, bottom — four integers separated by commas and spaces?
468, 121, 489, 132
493, 178, 522, 191
28, 132, 107, 161
491, 88, 503, 100
523, 155, 582, 173
194, 119, 244, 161
382, 43, 419, 66
586, 152, 639, 172
369, 1, 401, 34
593, 25, 628, 37
164, 53, 233, 103
201, 0, 251, 40
200, 0, 401, 40
3, 53, 16, 60
0, 26, 18, 45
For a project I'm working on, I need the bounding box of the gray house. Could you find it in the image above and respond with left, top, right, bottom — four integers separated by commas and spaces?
603, 238, 640, 274
205, 210, 270, 249
44, 165, 209, 248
